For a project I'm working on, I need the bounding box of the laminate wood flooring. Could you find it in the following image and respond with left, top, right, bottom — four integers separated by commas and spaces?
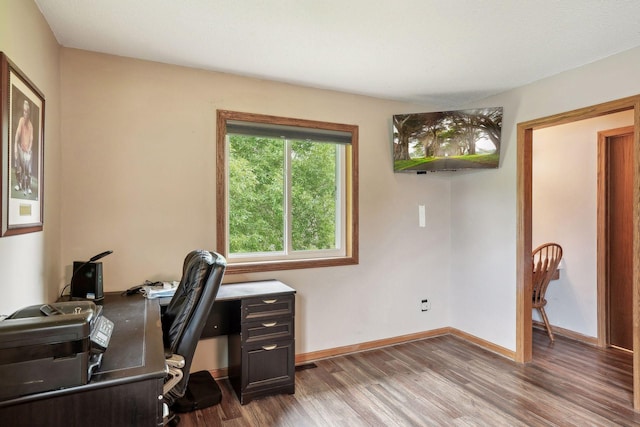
177, 329, 640, 426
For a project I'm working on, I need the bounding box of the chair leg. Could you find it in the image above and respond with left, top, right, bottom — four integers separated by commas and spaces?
537, 307, 555, 342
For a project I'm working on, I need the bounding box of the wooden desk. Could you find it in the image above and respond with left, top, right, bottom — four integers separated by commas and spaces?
0, 293, 166, 427
202, 280, 296, 404
0, 280, 296, 425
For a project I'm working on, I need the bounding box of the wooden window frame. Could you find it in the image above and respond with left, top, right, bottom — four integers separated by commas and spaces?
216, 110, 359, 274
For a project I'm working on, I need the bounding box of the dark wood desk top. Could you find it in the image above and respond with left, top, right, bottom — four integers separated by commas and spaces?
92, 293, 165, 383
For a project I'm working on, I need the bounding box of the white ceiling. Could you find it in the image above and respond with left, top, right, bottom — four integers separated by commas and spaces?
35, 0, 640, 107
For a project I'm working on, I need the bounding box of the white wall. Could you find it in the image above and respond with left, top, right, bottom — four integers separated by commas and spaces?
532, 111, 633, 337
450, 46, 640, 351
0, 0, 61, 316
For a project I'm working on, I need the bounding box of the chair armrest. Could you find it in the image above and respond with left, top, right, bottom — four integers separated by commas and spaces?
166, 353, 185, 369
163, 353, 185, 396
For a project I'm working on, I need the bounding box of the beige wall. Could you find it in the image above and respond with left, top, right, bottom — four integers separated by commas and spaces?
450, 46, 640, 350
59, 49, 453, 370
6, 0, 640, 373
0, 0, 61, 315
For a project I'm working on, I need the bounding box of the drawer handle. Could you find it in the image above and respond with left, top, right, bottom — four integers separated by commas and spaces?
263, 299, 278, 304
262, 344, 278, 351
262, 321, 278, 327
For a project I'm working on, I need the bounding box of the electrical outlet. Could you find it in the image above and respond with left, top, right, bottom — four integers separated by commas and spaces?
421, 299, 430, 312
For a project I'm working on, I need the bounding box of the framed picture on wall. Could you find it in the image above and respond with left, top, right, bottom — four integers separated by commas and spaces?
0, 52, 45, 236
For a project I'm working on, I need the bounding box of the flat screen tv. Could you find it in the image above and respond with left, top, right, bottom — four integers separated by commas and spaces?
393, 107, 503, 173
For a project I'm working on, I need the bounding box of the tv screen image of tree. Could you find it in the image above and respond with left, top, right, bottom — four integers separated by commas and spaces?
393, 107, 503, 172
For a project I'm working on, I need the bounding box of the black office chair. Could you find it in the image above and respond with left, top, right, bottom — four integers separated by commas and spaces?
162, 250, 226, 424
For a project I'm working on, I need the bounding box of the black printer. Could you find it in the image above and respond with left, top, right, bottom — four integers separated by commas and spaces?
0, 301, 114, 401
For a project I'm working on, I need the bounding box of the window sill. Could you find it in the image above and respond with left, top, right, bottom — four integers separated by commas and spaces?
225, 256, 358, 274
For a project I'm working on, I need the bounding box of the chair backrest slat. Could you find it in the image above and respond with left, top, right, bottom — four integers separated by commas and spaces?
532, 243, 563, 306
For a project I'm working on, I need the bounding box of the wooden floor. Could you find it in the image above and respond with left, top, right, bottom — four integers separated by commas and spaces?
177, 329, 640, 426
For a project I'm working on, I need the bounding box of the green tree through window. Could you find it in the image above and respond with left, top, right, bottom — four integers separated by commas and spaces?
228, 136, 285, 253
291, 140, 337, 251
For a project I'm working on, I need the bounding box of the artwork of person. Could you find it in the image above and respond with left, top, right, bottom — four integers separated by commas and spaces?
13, 99, 33, 196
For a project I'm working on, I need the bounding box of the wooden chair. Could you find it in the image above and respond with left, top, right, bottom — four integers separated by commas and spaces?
532, 243, 563, 342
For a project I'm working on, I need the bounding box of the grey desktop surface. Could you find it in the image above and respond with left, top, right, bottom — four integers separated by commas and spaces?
216, 279, 296, 300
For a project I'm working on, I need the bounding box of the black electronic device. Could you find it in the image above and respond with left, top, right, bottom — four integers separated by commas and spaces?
90, 315, 114, 353
70, 250, 113, 302
0, 301, 114, 400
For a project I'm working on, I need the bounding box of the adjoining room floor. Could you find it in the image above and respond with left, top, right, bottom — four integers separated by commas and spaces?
179, 329, 640, 426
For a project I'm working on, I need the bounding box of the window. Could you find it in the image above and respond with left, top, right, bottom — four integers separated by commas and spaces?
216, 110, 359, 274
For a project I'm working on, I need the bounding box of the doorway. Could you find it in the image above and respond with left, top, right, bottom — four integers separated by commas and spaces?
599, 126, 634, 352
516, 95, 640, 409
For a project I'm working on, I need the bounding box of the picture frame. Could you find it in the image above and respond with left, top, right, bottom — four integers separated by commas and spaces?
0, 52, 45, 236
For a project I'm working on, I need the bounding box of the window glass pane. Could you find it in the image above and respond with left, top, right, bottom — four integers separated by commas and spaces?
290, 140, 338, 251
228, 135, 284, 254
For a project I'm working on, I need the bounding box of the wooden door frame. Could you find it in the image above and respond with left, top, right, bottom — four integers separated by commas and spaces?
597, 126, 635, 349
516, 95, 640, 409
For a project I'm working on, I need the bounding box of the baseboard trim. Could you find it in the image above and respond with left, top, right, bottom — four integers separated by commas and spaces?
209, 367, 228, 379
295, 327, 452, 365
448, 328, 515, 359
295, 326, 515, 365
532, 320, 598, 346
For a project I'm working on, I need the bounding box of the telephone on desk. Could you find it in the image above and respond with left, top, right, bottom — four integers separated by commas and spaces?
0, 301, 114, 401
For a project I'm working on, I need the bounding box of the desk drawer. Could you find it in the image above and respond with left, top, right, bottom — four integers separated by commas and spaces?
201, 300, 239, 338
243, 317, 294, 344
241, 339, 295, 399
242, 295, 294, 321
